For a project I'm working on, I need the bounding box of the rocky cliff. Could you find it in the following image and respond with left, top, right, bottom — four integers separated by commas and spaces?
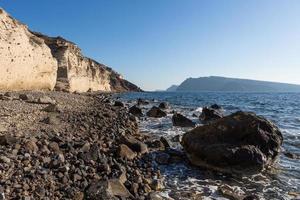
0, 8, 58, 91
0, 8, 141, 92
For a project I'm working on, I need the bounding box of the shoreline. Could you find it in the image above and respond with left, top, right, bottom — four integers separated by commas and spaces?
0, 91, 162, 199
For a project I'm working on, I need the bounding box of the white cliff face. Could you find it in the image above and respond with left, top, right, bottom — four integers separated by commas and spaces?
0, 8, 58, 91
0, 8, 141, 93
35, 34, 114, 93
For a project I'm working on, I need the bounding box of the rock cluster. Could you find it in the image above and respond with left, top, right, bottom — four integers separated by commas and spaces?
0, 92, 162, 199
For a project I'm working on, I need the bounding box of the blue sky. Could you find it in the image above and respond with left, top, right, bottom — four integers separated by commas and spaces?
1, 0, 300, 91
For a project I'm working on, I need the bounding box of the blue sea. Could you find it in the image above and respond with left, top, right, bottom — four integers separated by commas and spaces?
116, 92, 300, 200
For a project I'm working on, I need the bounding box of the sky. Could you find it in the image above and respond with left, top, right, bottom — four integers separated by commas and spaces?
1, 0, 300, 91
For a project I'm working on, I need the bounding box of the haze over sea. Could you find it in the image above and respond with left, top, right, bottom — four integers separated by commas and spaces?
117, 91, 300, 199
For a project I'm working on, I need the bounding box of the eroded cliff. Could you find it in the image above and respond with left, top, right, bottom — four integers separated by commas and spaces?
0, 8, 58, 91
0, 8, 141, 92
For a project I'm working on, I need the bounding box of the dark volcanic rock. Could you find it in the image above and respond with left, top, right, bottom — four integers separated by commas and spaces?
137, 98, 149, 105
200, 107, 223, 121
172, 113, 195, 127
181, 111, 283, 174
210, 104, 222, 110
129, 105, 143, 117
146, 106, 167, 118
114, 101, 124, 107
158, 102, 169, 109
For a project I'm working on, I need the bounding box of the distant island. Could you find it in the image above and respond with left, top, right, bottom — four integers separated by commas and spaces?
167, 76, 300, 92
166, 85, 178, 91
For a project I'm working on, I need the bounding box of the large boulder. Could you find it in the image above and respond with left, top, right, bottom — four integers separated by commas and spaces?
146, 106, 167, 118
181, 111, 283, 174
158, 102, 169, 109
200, 107, 223, 121
129, 105, 143, 117
172, 113, 195, 127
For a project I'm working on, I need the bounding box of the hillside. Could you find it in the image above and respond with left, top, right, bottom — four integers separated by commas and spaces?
175, 76, 300, 92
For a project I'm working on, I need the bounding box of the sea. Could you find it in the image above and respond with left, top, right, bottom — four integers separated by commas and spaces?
115, 92, 300, 200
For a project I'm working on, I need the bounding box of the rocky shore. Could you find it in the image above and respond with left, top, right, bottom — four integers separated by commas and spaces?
0, 91, 165, 200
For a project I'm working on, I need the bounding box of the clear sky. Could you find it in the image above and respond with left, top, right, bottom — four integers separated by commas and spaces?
1, 0, 300, 91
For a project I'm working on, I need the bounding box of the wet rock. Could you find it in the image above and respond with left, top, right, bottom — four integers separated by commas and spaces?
218, 184, 245, 200
123, 135, 148, 154
200, 107, 223, 121
155, 152, 170, 165
243, 194, 260, 200
137, 98, 149, 105
129, 105, 143, 117
210, 104, 222, 110
171, 135, 182, 143
150, 179, 164, 191
172, 113, 195, 127
119, 144, 137, 160
181, 111, 283, 174
284, 152, 299, 159
114, 101, 124, 107
160, 137, 170, 149
146, 106, 167, 118
158, 102, 169, 109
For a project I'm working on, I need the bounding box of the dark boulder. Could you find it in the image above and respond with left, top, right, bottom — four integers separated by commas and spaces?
181, 111, 283, 174
200, 107, 223, 121
123, 135, 148, 154
128, 105, 143, 117
137, 98, 149, 105
146, 106, 167, 118
210, 104, 222, 110
158, 102, 169, 109
172, 113, 195, 127
114, 101, 124, 107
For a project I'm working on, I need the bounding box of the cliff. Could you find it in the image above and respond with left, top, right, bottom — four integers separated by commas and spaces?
0, 8, 141, 92
175, 76, 300, 92
0, 8, 57, 91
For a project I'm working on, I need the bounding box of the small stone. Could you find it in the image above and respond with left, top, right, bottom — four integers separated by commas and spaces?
48, 142, 61, 153
19, 94, 29, 100
38, 96, 56, 104
73, 191, 84, 200
42, 104, 61, 113
119, 144, 136, 160
150, 180, 164, 191
81, 142, 90, 153
24, 140, 38, 152
0, 156, 10, 164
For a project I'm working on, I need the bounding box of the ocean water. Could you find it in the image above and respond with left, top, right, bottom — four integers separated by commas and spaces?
116, 92, 300, 200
